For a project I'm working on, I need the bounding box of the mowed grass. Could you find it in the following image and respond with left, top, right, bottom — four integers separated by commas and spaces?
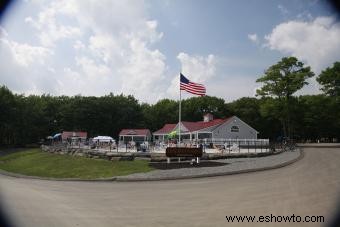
0, 149, 153, 179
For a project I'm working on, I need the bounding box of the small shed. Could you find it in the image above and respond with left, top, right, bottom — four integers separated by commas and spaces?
62, 131, 87, 142
119, 129, 151, 143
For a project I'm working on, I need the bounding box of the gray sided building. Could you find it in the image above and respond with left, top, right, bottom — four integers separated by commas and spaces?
153, 113, 258, 142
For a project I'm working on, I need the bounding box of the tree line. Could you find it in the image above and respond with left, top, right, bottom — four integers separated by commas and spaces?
0, 57, 339, 146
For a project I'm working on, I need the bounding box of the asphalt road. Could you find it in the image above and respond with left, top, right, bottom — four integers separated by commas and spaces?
0, 148, 339, 227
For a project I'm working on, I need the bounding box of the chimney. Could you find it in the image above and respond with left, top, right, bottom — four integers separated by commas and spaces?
203, 113, 213, 122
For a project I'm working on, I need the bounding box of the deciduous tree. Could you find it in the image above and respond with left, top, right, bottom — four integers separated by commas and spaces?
256, 57, 314, 138
317, 61, 340, 97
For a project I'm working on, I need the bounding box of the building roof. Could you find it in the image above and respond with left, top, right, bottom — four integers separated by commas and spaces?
182, 118, 231, 132
153, 124, 177, 135
119, 129, 151, 136
153, 118, 232, 135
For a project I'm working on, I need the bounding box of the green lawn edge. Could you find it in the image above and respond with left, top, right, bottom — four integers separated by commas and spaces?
0, 148, 154, 179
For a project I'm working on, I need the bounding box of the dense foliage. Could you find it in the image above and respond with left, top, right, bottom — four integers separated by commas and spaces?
317, 61, 340, 97
0, 58, 339, 146
256, 57, 314, 138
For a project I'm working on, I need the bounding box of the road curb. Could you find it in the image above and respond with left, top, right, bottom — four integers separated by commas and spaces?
0, 149, 304, 182
297, 145, 340, 148
0, 169, 117, 182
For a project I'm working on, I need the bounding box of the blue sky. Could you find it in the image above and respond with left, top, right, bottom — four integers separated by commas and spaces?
0, 0, 339, 103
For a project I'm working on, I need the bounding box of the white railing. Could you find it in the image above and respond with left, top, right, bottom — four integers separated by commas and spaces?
182, 138, 269, 146
53, 138, 271, 154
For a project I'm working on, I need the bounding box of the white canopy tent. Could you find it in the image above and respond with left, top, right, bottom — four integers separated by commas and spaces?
92, 136, 115, 143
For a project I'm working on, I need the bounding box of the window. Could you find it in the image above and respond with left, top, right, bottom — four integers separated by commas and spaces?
231, 126, 239, 132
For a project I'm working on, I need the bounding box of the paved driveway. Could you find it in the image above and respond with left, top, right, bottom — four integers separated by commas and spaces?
0, 148, 339, 227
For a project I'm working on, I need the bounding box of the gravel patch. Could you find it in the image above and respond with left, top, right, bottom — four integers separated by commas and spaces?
117, 150, 302, 181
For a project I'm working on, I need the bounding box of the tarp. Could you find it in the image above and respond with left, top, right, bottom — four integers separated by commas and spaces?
93, 136, 114, 142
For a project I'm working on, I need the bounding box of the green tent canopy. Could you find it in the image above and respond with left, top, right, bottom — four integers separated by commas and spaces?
168, 130, 177, 138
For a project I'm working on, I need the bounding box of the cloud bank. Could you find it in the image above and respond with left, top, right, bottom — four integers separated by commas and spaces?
265, 16, 340, 73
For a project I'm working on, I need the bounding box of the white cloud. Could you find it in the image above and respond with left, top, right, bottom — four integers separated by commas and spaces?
264, 16, 340, 95
0, 30, 56, 94
119, 38, 167, 102
167, 56, 259, 102
265, 16, 340, 73
73, 40, 85, 50
88, 34, 118, 63
0, 37, 53, 67
178, 52, 216, 82
76, 56, 111, 77
247, 33, 258, 43
296, 11, 313, 21
55, 58, 116, 96
25, 1, 81, 47
0, 0, 170, 103
208, 75, 258, 103
0, 26, 8, 37
1, 0, 267, 103
278, 4, 289, 15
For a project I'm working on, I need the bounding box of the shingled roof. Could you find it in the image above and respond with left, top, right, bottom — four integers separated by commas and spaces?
182, 118, 230, 132
119, 129, 151, 136
153, 117, 231, 134
153, 124, 177, 134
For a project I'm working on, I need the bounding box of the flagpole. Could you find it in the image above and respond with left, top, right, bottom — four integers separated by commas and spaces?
178, 72, 182, 147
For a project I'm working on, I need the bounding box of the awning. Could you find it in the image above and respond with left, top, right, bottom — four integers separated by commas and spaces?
93, 136, 114, 142
53, 133, 61, 139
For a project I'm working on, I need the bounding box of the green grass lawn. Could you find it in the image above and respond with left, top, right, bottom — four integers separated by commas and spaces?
0, 148, 153, 179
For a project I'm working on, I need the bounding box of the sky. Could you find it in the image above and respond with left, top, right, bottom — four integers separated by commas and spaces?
0, 0, 339, 103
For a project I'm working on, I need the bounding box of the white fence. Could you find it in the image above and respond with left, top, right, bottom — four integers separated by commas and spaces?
64, 138, 271, 154
182, 138, 269, 146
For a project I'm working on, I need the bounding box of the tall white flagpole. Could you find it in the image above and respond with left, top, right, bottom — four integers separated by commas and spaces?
178, 72, 181, 146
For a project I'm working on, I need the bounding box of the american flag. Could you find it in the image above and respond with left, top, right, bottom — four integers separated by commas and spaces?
180, 73, 206, 96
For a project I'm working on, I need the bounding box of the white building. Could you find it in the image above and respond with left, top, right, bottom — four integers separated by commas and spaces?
119, 129, 152, 143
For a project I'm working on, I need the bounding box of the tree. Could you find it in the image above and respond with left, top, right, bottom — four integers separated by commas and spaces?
227, 97, 280, 139
142, 99, 178, 132
256, 57, 314, 138
181, 96, 229, 121
0, 86, 18, 145
317, 61, 340, 97
295, 95, 340, 142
